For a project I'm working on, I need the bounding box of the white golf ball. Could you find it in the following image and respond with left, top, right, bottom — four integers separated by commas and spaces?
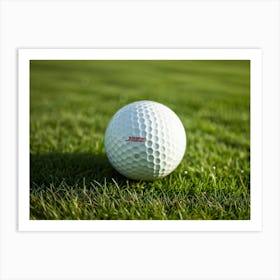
104, 100, 187, 180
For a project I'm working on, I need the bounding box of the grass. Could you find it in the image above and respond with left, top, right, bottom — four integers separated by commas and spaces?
30, 60, 250, 220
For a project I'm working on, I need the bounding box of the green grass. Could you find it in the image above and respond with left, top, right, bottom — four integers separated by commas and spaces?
30, 60, 250, 220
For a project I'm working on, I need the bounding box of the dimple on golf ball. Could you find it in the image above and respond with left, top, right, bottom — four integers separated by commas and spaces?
104, 100, 187, 180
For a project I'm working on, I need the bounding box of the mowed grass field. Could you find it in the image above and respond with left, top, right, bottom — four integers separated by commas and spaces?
30, 60, 250, 220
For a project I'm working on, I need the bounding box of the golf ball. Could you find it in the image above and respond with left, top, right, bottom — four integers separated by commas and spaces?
104, 100, 187, 180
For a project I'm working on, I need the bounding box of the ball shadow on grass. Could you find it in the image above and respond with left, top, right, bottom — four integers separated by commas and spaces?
30, 153, 127, 190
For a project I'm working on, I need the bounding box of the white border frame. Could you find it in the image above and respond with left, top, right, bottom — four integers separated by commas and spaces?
18, 49, 262, 232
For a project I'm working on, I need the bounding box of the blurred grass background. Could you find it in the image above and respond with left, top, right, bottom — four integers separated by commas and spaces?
30, 60, 250, 220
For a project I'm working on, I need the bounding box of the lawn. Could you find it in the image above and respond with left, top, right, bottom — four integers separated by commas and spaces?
30, 60, 250, 220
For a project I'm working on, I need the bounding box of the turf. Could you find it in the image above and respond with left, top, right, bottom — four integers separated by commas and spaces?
30, 60, 250, 220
